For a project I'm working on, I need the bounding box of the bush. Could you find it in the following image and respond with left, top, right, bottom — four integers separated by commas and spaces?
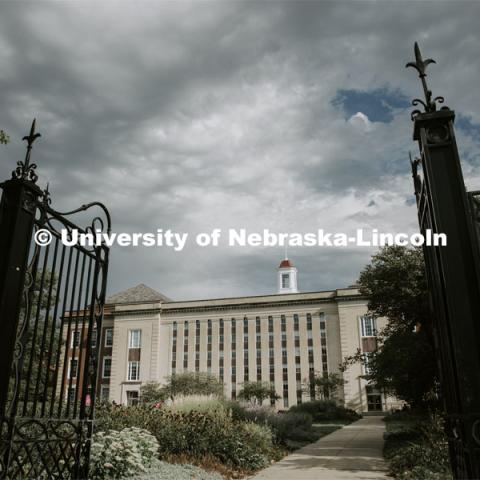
166, 395, 225, 414
289, 400, 361, 422
225, 403, 318, 447
267, 412, 315, 444
90, 427, 159, 479
95, 403, 273, 471
122, 460, 223, 480
384, 413, 452, 480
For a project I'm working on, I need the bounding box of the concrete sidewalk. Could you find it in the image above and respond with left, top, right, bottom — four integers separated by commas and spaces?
249, 416, 390, 480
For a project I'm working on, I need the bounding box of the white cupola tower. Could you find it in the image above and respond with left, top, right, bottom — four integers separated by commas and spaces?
277, 258, 298, 294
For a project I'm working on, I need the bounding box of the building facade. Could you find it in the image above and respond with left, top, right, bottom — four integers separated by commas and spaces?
68, 259, 400, 413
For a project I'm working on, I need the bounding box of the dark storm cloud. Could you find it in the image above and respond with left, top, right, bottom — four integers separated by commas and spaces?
1, 1, 479, 299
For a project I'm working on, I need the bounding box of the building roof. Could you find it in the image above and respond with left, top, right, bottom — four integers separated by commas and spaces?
279, 259, 294, 268
106, 283, 171, 305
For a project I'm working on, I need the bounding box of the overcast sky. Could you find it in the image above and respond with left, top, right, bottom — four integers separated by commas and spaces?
1, 1, 480, 300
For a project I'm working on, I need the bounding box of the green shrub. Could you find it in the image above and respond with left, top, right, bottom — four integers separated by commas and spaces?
121, 460, 223, 480
227, 404, 318, 447
166, 395, 225, 414
289, 400, 361, 422
384, 413, 452, 480
90, 427, 159, 479
95, 403, 273, 471
222, 399, 248, 421
267, 412, 316, 444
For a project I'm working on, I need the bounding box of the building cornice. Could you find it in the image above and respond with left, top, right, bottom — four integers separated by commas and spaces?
110, 292, 366, 317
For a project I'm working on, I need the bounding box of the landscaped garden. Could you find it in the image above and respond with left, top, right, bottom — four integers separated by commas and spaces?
90, 373, 360, 479
346, 246, 455, 480
383, 410, 452, 480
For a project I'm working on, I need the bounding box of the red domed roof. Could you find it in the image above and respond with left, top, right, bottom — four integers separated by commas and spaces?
279, 259, 293, 268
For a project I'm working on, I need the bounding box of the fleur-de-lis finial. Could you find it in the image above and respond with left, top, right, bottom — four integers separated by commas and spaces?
42, 182, 52, 205
406, 42, 445, 119
406, 42, 436, 78
12, 118, 42, 183
22, 118, 41, 149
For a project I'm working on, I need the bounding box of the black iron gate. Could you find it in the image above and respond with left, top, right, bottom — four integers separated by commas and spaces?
407, 44, 480, 478
0, 121, 110, 479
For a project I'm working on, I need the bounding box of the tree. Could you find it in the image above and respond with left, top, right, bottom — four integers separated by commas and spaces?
238, 381, 280, 405
14, 268, 60, 411
358, 245, 431, 335
159, 372, 224, 401
307, 372, 345, 401
0, 130, 9, 144
343, 246, 438, 409
139, 381, 165, 404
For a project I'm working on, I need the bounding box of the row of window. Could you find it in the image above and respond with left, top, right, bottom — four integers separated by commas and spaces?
70, 327, 143, 350
171, 313, 328, 407
66, 384, 110, 404
69, 357, 140, 381
68, 329, 142, 381
70, 327, 114, 349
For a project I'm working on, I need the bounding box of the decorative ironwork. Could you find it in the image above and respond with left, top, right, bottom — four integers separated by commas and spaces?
0, 120, 110, 479
407, 45, 480, 479
406, 42, 446, 119
468, 191, 480, 253
12, 119, 41, 183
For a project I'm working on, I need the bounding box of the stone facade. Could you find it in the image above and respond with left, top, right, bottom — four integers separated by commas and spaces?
99, 282, 400, 413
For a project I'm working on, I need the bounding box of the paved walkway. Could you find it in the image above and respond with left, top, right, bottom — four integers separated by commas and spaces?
249, 416, 390, 480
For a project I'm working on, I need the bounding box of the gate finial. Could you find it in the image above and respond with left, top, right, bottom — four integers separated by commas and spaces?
12, 118, 42, 183
406, 42, 446, 119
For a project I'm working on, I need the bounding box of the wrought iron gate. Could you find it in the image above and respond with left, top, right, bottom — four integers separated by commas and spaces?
0, 120, 110, 479
407, 44, 480, 478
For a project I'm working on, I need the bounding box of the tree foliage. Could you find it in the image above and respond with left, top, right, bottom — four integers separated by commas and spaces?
139, 381, 165, 404
0, 130, 9, 145
358, 245, 431, 334
157, 372, 224, 401
238, 381, 280, 405
307, 372, 345, 401
16, 268, 60, 409
344, 246, 438, 409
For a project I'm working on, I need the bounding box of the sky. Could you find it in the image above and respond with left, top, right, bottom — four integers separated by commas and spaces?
1, 1, 480, 301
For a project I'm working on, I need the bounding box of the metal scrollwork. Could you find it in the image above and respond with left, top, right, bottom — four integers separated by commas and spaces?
473, 419, 480, 446
426, 124, 450, 144
406, 42, 449, 119
7, 235, 41, 417
12, 119, 41, 183
410, 152, 423, 196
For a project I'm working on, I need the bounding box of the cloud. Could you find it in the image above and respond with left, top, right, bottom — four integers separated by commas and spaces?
0, 1, 479, 300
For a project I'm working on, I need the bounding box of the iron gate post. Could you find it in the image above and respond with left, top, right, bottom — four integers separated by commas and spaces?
0, 124, 42, 417
408, 44, 480, 478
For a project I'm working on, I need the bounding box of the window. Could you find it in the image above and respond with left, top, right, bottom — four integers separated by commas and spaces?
69, 358, 78, 379
67, 387, 76, 403
361, 316, 377, 337
129, 330, 141, 348
71, 331, 80, 348
91, 330, 97, 348
128, 360, 140, 381
281, 273, 290, 288
103, 357, 112, 378
126, 390, 139, 406
100, 385, 110, 402
105, 328, 113, 347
